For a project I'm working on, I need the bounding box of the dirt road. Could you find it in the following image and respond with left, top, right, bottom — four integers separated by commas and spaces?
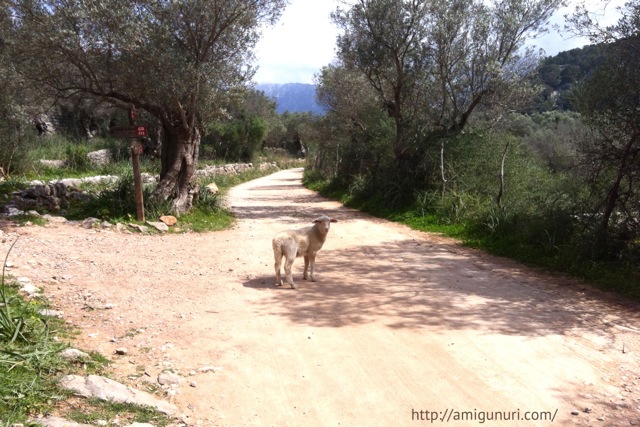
2, 168, 640, 426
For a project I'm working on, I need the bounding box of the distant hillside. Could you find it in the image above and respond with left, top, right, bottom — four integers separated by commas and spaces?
534, 43, 607, 111
256, 83, 326, 115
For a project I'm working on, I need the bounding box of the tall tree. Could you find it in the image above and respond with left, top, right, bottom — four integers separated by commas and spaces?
9, 0, 286, 213
569, 1, 640, 250
332, 0, 564, 164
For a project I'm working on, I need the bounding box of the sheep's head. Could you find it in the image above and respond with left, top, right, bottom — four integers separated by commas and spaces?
313, 215, 338, 234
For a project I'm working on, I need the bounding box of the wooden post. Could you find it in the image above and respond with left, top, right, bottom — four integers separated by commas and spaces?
131, 139, 145, 222
129, 105, 145, 222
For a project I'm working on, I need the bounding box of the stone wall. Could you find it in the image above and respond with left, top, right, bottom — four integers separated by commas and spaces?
4, 162, 278, 216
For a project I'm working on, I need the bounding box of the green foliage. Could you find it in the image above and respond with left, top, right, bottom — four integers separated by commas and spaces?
0, 241, 70, 423
0, 122, 39, 177
533, 44, 607, 112
205, 116, 268, 162
0, 241, 28, 344
64, 173, 138, 221
64, 144, 92, 172
67, 400, 171, 427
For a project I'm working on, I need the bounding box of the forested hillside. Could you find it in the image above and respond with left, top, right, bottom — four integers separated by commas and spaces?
534, 44, 607, 111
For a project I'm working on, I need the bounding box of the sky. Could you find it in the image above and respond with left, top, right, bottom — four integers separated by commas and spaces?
252, 0, 625, 85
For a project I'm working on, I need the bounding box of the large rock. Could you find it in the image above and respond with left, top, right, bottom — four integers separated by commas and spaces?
59, 374, 178, 415
39, 159, 68, 169
86, 149, 112, 166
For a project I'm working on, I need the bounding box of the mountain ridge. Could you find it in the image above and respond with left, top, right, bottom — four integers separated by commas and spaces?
256, 83, 325, 115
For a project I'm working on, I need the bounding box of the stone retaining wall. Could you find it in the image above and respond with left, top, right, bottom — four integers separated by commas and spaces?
4, 162, 278, 216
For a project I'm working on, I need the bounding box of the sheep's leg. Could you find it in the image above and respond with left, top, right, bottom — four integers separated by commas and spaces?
308, 253, 317, 282
284, 257, 296, 289
273, 244, 284, 287
274, 255, 284, 287
303, 255, 310, 280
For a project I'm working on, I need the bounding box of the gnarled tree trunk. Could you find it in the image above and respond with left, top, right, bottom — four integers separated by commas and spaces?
151, 123, 201, 215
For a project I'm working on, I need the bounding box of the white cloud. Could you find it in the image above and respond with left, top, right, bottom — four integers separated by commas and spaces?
530, 0, 625, 55
253, 0, 341, 84
252, 0, 626, 85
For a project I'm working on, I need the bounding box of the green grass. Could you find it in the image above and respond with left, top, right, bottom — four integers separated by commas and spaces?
0, 240, 180, 426
66, 399, 171, 427
22, 136, 150, 181
0, 242, 75, 424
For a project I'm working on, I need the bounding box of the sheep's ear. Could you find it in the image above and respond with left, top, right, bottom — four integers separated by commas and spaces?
330, 219, 337, 223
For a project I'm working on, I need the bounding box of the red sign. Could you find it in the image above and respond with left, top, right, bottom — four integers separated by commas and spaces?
110, 126, 147, 139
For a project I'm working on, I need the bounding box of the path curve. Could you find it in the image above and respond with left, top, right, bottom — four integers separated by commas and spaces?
2, 168, 639, 426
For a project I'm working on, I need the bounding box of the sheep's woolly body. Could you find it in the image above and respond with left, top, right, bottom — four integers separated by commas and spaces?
272, 215, 337, 289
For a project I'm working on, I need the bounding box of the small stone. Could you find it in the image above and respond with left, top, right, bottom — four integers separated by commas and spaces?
7, 207, 24, 217
20, 284, 40, 296
160, 215, 178, 226
189, 381, 197, 388
158, 372, 184, 385
42, 214, 67, 223
205, 183, 219, 194
146, 221, 169, 232
128, 224, 149, 233
59, 349, 89, 362
115, 348, 128, 355
39, 309, 64, 318
571, 410, 580, 416
81, 217, 100, 229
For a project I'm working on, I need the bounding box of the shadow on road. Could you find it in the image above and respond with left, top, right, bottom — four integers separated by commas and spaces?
236, 168, 640, 340
244, 236, 640, 339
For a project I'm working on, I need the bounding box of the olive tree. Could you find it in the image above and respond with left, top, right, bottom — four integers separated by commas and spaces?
315, 63, 394, 180
332, 0, 565, 165
568, 1, 640, 251
9, 0, 286, 213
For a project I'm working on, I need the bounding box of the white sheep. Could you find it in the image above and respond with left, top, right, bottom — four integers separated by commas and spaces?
272, 215, 338, 289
